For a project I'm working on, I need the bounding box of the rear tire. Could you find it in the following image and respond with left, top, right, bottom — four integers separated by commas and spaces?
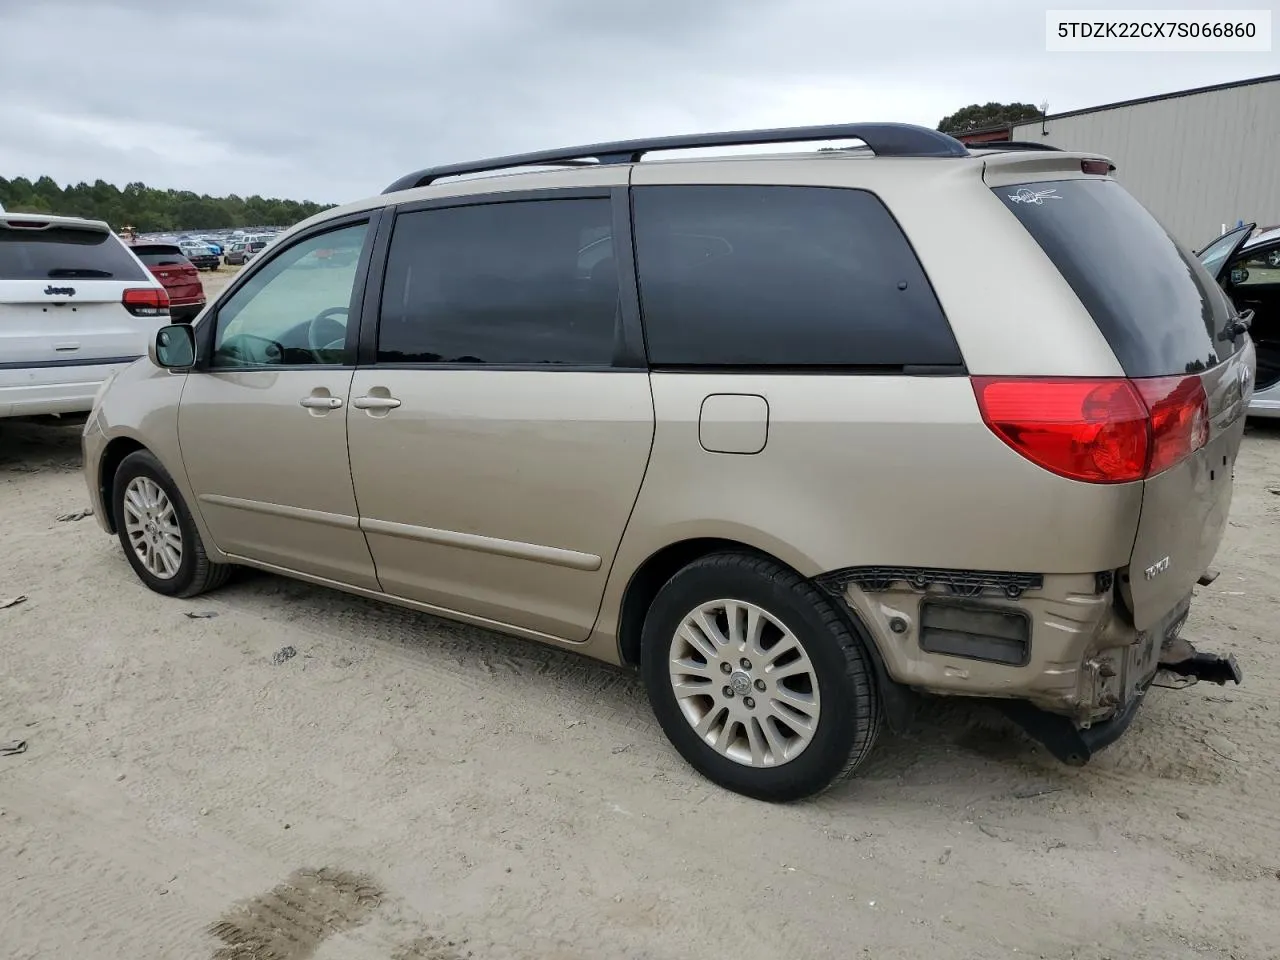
112, 450, 231, 598
641, 551, 881, 802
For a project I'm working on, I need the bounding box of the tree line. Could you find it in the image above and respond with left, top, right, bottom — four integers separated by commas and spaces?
0, 175, 333, 232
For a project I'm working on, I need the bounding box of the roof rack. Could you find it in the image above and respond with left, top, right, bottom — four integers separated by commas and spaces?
972, 140, 1063, 152
382, 122, 970, 193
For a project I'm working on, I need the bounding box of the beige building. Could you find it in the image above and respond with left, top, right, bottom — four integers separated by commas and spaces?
1005, 73, 1280, 248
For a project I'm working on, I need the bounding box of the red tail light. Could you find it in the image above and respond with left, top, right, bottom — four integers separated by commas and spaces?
972, 375, 1209, 484
1133, 375, 1210, 475
122, 286, 170, 317
1081, 158, 1114, 175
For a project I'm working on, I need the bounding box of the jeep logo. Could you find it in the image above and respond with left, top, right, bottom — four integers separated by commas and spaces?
44, 285, 76, 296
1144, 556, 1171, 581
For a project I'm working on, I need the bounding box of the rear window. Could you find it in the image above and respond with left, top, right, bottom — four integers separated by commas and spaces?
0, 224, 148, 281
632, 185, 962, 368
131, 245, 191, 267
997, 179, 1237, 377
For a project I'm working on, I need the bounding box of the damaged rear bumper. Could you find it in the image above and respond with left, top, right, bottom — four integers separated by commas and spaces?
1000, 636, 1243, 765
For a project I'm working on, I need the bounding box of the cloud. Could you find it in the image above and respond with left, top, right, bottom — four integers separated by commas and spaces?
1, 0, 1276, 203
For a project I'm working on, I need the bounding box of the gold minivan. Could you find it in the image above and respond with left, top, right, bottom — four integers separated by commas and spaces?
83, 123, 1250, 800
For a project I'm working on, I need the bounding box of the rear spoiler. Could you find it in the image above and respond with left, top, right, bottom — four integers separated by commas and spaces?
980, 149, 1117, 188
0, 215, 111, 235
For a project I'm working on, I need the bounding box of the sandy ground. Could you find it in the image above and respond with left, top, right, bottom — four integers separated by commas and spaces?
201, 265, 241, 302
1, 416, 1279, 960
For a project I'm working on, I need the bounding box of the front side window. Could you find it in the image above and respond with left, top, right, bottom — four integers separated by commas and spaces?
632, 185, 961, 368
378, 198, 619, 366
212, 222, 368, 368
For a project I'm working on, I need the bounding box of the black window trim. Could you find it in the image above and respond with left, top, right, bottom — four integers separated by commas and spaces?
194, 208, 383, 374
357, 186, 646, 371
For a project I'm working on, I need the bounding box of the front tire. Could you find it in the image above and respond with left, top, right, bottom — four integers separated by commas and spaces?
641, 552, 881, 802
112, 450, 231, 598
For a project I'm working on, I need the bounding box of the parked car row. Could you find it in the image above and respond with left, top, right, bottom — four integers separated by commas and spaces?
178, 239, 221, 271
222, 237, 270, 265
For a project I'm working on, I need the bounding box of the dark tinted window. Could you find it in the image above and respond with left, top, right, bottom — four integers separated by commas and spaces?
0, 224, 148, 281
997, 179, 1236, 377
632, 185, 960, 368
131, 245, 191, 267
378, 199, 619, 365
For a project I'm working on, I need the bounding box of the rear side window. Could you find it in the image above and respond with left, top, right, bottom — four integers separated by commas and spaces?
378, 199, 619, 365
997, 179, 1236, 377
0, 224, 148, 281
132, 246, 191, 267
631, 185, 962, 368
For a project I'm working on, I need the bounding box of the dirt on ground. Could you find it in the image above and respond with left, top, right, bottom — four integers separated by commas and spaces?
201, 265, 240, 302
1, 416, 1278, 960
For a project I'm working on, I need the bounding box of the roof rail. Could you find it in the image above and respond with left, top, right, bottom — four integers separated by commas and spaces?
973, 140, 1062, 153
382, 122, 970, 193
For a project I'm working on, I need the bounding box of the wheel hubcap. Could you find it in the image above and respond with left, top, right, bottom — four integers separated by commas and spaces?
668, 599, 821, 768
122, 477, 183, 580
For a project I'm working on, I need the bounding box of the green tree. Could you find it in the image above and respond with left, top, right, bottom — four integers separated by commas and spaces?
937, 102, 1044, 134
0, 174, 332, 231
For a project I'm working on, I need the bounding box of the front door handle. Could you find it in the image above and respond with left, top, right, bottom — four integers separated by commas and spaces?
352, 395, 402, 410
299, 396, 343, 409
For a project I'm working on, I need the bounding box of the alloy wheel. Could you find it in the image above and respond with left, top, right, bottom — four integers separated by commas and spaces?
122, 476, 183, 580
667, 599, 821, 767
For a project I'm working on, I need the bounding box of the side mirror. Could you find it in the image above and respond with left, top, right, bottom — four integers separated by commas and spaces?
149, 323, 196, 369
1230, 266, 1249, 285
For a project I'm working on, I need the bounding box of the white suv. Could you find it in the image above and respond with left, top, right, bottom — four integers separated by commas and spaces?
1, 213, 171, 419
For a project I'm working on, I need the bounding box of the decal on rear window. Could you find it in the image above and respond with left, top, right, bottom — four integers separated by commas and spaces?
1007, 187, 1062, 205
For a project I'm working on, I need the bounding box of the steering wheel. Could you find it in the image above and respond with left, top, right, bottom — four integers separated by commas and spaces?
305, 307, 349, 359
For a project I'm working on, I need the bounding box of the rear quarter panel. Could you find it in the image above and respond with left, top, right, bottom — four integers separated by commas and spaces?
591, 372, 1144, 651
592, 158, 1144, 653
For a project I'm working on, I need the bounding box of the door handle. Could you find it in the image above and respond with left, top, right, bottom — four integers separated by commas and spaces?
299, 396, 343, 409
352, 395, 402, 410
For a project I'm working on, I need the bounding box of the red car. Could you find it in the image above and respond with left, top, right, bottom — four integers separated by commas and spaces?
129, 243, 206, 322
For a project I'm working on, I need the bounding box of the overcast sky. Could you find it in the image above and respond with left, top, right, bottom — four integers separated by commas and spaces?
1, 0, 1276, 204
